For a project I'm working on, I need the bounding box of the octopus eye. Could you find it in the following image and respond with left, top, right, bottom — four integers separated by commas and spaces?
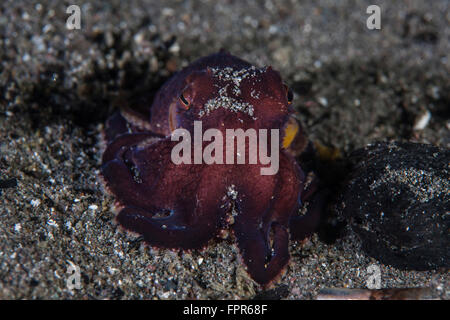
179, 93, 190, 109
284, 84, 293, 104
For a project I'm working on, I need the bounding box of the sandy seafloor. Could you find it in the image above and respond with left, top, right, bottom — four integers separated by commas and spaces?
0, 0, 448, 299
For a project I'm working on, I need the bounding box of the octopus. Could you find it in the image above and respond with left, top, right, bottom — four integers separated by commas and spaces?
101, 51, 323, 287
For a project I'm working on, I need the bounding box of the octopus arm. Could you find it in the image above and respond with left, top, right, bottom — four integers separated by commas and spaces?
102, 135, 229, 249
233, 151, 302, 286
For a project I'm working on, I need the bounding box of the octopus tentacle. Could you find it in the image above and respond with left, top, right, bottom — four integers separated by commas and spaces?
104, 109, 158, 143
114, 170, 230, 249
233, 152, 301, 286
104, 111, 130, 143
103, 136, 190, 209
234, 216, 290, 286
102, 132, 162, 164
289, 187, 328, 241
116, 187, 227, 250
103, 136, 230, 249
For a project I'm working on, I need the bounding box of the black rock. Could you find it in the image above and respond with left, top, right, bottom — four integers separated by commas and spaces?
336, 141, 449, 270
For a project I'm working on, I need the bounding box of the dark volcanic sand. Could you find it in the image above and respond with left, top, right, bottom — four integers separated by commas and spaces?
0, 0, 448, 299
